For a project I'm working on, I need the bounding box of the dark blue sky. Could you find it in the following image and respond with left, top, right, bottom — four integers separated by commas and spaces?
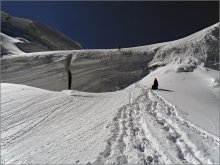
2, 1, 219, 49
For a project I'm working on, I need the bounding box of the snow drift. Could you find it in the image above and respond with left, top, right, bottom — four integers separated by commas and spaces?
1, 22, 219, 164
1, 80, 219, 164
1, 32, 26, 55
1, 22, 219, 92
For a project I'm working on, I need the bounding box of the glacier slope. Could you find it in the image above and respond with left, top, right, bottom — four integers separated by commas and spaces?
1, 83, 141, 164
1, 22, 219, 164
1, 77, 219, 164
129, 64, 220, 137
1, 33, 26, 55
1, 11, 82, 52
1, 22, 219, 92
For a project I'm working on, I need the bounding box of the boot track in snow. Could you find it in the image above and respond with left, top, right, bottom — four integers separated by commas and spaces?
93, 88, 219, 165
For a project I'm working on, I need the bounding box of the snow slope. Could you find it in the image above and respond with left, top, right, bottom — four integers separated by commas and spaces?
1, 82, 219, 164
129, 64, 220, 137
1, 11, 82, 54
1, 33, 26, 55
1, 22, 219, 164
1, 83, 141, 164
1, 22, 219, 92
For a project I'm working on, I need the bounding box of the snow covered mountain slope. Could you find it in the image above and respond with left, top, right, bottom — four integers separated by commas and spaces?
146, 22, 219, 70
128, 64, 219, 136
1, 11, 82, 54
1, 32, 26, 55
1, 22, 219, 92
1, 82, 219, 164
1, 23, 219, 164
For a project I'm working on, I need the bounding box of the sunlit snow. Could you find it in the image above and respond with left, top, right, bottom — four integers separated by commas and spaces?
1, 23, 219, 164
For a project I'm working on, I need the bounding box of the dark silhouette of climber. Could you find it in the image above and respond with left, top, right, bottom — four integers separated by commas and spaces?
118, 45, 121, 50
152, 78, 158, 90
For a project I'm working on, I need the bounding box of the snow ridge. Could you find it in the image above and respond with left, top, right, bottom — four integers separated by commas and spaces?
1, 22, 219, 92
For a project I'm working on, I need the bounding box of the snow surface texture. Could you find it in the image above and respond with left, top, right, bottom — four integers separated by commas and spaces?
1, 23, 219, 92
1, 33, 26, 55
128, 65, 220, 137
1, 83, 219, 164
1, 50, 151, 92
1, 23, 219, 164
1, 11, 82, 54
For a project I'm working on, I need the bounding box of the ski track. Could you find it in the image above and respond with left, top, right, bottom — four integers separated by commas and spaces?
93, 88, 219, 165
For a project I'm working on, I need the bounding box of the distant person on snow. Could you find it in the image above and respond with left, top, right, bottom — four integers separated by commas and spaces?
118, 45, 121, 50
152, 78, 158, 90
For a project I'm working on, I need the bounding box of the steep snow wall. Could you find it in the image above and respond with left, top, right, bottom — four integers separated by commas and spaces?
1, 50, 152, 92
1, 23, 219, 92
68, 49, 153, 92
1, 51, 71, 91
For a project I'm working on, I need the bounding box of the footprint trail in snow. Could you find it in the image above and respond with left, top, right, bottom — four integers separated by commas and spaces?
93, 88, 219, 165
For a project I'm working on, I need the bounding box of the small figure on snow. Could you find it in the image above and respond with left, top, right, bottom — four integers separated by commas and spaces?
118, 45, 121, 50
152, 78, 158, 90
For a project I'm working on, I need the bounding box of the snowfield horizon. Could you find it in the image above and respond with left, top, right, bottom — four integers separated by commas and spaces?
1, 22, 219, 164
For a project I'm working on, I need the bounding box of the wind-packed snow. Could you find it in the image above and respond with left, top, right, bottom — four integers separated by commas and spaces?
1, 11, 82, 52
1, 79, 219, 164
1, 83, 142, 164
1, 22, 219, 92
128, 64, 220, 137
1, 22, 219, 164
1, 33, 26, 55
